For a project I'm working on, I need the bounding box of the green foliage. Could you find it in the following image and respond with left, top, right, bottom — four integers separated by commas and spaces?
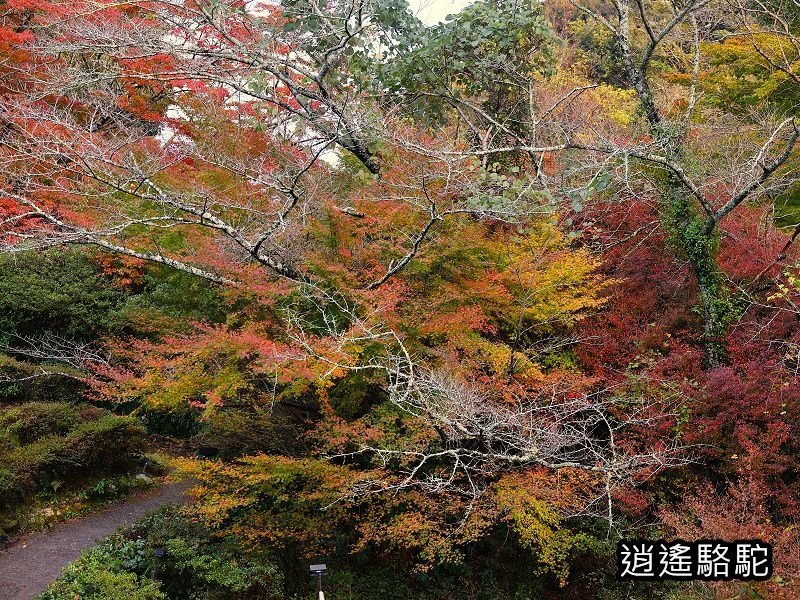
0, 401, 82, 446
136, 405, 202, 439
38, 546, 166, 600
0, 250, 127, 341
41, 507, 283, 600
0, 252, 233, 406
772, 186, 800, 228
326, 369, 387, 421
0, 403, 145, 513
122, 267, 231, 329
661, 185, 742, 362
284, 0, 421, 50
0, 354, 88, 405
0, 250, 119, 405
199, 408, 300, 457
665, 202, 720, 293
466, 167, 556, 216
279, 286, 357, 337
381, 0, 556, 121
0, 248, 231, 348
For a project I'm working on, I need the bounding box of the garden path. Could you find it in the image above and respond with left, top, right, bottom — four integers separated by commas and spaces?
0, 481, 193, 600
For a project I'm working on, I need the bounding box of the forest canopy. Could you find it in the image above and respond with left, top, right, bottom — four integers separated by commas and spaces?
2, 0, 800, 597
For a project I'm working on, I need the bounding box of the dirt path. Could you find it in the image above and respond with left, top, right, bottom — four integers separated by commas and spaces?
0, 481, 193, 600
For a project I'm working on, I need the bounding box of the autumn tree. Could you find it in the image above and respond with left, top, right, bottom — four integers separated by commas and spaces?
567, 0, 800, 366
384, 0, 800, 366
5, 1, 800, 597
0, 5, 708, 572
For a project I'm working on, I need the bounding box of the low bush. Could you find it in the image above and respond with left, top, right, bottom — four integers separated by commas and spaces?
38, 507, 284, 600
38, 547, 166, 600
0, 402, 84, 446
0, 403, 146, 515
0, 355, 87, 405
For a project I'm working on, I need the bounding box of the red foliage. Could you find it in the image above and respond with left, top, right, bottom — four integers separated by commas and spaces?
718, 205, 790, 281
570, 191, 800, 549
575, 199, 702, 379
661, 477, 800, 599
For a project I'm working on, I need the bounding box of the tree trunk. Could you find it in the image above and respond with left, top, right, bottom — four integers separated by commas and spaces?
666, 185, 728, 367
692, 257, 727, 368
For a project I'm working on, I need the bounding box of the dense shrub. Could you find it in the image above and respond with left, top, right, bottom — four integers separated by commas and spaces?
40, 493, 688, 600
135, 405, 203, 439
0, 251, 235, 407
39, 508, 283, 600
0, 355, 88, 405
38, 548, 166, 600
199, 408, 301, 457
122, 267, 231, 327
0, 403, 146, 511
0, 402, 84, 446
0, 250, 128, 342
157, 456, 688, 600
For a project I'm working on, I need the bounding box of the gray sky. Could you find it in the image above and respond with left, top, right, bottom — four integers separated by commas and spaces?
407, 0, 474, 25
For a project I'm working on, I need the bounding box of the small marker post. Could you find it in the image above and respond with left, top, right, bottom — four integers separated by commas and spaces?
309, 563, 327, 600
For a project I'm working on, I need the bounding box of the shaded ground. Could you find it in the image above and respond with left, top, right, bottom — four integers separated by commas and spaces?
0, 481, 193, 600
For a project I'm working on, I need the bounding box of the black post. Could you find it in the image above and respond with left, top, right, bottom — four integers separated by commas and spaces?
309, 563, 327, 599
152, 547, 166, 581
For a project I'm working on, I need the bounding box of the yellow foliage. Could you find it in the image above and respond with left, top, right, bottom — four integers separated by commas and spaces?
495, 473, 579, 587
541, 68, 638, 126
